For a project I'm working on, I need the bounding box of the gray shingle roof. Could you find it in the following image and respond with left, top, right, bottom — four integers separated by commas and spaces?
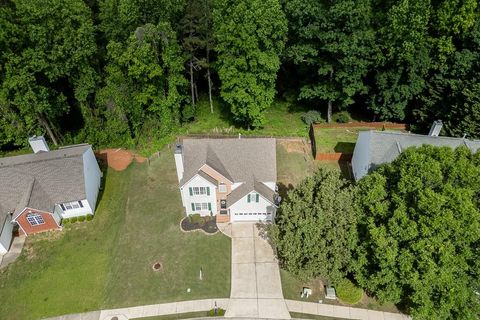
180, 138, 277, 185
180, 138, 277, 206
0, 144, 91, 222
368, 131, 480, 171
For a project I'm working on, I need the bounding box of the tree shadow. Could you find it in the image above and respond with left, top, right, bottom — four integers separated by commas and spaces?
333, 142, 356, 154
277, 182, 294, 200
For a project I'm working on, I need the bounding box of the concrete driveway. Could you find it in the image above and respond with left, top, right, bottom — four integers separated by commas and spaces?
225, 223, 290, 319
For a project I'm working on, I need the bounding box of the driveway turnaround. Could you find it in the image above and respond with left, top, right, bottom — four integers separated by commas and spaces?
225, 223, 291, 319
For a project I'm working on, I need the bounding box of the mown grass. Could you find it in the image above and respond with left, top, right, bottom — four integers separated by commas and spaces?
336, 279, 363, 305
290, 312, 349, 320
0, 149, 231, 319
313, 127, 406, 154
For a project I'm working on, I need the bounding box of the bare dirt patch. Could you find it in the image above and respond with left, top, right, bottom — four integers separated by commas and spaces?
277, 139, 310, 154
96, 148, 147, 171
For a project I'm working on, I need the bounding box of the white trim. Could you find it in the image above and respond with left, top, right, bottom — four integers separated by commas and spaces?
180, 171, 219, 188
227, 190, 274, 208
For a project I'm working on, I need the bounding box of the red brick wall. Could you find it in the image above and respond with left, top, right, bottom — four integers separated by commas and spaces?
15, 208, 60, 235
315, 153, 353, 161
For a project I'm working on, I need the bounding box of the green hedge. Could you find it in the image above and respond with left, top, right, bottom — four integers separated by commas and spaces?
62, 214, 94, 225
207, 308, 225, 317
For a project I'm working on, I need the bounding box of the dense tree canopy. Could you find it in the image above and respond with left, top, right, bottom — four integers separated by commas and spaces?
354, 145, 480, 319
93, 22, 186, 147
0, 0, 97, 147
1, 0, 480, 146
213, 0, 287, 127
271, 168, 359, 284
285, 0, 375, 122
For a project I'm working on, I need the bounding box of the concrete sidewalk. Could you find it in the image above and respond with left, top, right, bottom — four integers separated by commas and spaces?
46, 298, 230, 320
0, 235, 25, 269
285, 300, 411, 320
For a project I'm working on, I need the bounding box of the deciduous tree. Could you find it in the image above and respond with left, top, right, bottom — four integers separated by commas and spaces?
354, 145, 480, 319
213, 0, 287, 127
271, 168, 360, 284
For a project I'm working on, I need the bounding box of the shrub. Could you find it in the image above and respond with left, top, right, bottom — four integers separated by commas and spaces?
189, 213, 203, 225
336, 279, 363, 305
301, 110, 324, 125
332, 111, 350, 123
78, 216, 86, 222
207, 308, 226, 317
70, 216, 78, 223
86, 214, 94, 221
62, 218, 70, 225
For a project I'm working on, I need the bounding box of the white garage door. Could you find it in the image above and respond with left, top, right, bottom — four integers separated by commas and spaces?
232, 212, 271, 222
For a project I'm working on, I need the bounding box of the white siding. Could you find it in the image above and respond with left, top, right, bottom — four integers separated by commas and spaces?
56, 200, 93, 219
0, 215, 13, 254
82, 147, 102, 213
352, 131, 372, 181
181, 175, 217, 216
229, 193, 275, 222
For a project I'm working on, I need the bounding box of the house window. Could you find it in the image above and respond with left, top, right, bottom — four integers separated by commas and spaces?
219, 184, 227, 193
191, 202, 212, 211
60, 201, 84, 211
26, 213, 45, 226
189, 187, 210, 196
247, 192, 260, 203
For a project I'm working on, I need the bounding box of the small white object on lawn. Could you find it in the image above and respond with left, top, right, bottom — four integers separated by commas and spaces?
187, 288, 191, 293
325, 286, 336, 300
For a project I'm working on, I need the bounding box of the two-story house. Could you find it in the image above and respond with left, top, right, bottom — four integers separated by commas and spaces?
174, 138, 278, 223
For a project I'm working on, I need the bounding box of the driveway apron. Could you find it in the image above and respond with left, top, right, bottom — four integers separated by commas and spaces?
225, 223, 290, 319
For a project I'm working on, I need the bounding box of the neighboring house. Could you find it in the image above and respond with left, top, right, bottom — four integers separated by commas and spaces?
0, 136, 102, 254
174, 138, 279, 223
352, 121, 480, 181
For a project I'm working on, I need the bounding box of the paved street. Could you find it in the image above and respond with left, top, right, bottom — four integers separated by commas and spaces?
225, 223, 291, 319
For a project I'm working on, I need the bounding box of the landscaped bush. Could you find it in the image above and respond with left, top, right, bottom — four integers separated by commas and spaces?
78, 216, 86, 222
188, 213, 204, 225
86, 214, 94, 221
70, 216, 78, 223
301, 110, 324, 125
332, 111, 351, 123
336, 279, 363, 304
62, 218, 70, 225
207, 308, 226, 317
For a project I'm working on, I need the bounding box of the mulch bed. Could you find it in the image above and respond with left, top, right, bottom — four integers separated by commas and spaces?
181, 216, 218, 234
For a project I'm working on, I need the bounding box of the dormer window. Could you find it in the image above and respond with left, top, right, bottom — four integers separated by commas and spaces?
219, 183, 227, 193
247, 192, 259, 203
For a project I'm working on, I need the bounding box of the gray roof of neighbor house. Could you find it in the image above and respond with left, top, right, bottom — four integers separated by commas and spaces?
180, 138, 277, 186
0, 144, 91, 223
365, 130, 480, 171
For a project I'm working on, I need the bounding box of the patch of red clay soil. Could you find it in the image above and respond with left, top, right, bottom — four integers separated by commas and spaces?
96, 148, 147, 171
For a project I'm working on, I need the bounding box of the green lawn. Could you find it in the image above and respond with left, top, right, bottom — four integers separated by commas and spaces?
183, 97, 309, 138
313, 127, 405, 154
0, 150, 230, 319
290, 312, 349, 320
